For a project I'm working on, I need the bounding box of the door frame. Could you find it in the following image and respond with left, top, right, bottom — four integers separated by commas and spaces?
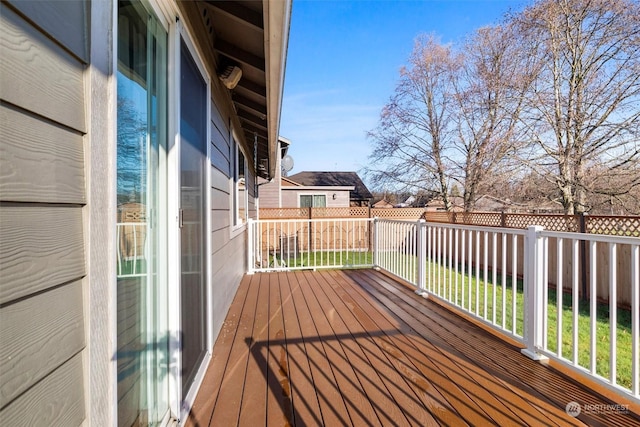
167, 15, 213, 421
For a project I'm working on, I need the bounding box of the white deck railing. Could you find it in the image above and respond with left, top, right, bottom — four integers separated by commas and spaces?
116, 222, 147, 277
248, 218, 374, 272
247, 217, 640, 402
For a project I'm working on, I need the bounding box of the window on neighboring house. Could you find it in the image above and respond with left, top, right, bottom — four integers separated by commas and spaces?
300, 194, 327, 208
234, 142, 247, 226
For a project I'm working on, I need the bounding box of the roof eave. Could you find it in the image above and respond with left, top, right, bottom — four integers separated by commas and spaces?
264, 0, 292, 179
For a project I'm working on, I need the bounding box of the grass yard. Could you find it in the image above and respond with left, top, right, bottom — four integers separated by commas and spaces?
428, 260, 634, 389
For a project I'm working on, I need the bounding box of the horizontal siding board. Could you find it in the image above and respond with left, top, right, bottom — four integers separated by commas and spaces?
0, 104, 85, 203
0, 205, 85, 304
212, 227, 230, 254
211, 209, 230, 232
210, 102, 230, 175
210, 167, 230, 195
0, 5, 85, 132
210, 102, 228, 143
0, 280, 85, 408
0, 353, 85, 426
210, 235, 244, 342
6, 0, 88, 62
211, 186, 229, 212
211, 139, 230, 175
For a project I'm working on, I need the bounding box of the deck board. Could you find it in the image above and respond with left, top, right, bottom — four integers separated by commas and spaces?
187, 269, 640, 427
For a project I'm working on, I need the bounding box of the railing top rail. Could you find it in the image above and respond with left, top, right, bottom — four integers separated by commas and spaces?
423, 221, 528, 235
540, 229, 640, 244
374, 218, 421, 225
252, 217, 374, 224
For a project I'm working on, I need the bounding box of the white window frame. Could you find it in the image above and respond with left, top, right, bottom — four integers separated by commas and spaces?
231, 134, 248, 234
298, 193, 328, 208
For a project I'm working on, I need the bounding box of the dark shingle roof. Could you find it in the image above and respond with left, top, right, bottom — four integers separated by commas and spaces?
287, 171, 373, 202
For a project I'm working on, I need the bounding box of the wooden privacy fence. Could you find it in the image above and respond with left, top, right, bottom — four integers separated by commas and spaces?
424, 211, 640, 236
424, 226, 638, 308
259, 207, 426, 220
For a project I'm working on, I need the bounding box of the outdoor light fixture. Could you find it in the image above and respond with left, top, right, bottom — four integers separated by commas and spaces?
218, 65, 242, 89
332, 193, 337, 200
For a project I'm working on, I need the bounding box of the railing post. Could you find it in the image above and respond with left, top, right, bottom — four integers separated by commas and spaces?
247, 218, 255, 274
415, 219, 428, 297
372, 217, 379, 268
521, 225, 548, 361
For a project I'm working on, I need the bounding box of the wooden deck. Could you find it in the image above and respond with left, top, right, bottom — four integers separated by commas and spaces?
186, 269, 640, 427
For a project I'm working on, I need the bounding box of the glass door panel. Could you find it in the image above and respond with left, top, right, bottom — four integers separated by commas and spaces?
116, 1, 168, 425
179, 40, 207, 396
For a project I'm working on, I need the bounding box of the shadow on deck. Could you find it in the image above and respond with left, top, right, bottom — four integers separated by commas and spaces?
186, 269, 640, 426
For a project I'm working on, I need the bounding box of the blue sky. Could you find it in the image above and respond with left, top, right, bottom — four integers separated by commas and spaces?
279, 0, 529, 180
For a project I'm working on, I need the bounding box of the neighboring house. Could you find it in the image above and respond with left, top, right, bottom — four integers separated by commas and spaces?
373, 198, 394, 209
258, 142, 373, 209
0, 1, 290, 426
257, 136, 292, 208
474, 195, 525, 212
286, 171, 374, 207
425, 196, 465, 212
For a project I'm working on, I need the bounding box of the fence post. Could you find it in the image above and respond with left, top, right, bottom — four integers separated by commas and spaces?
579, 212, 588, 301
247, 218, 255, 274
521, 225, 549, 361
415, 219, 428, 297
372, 217, 379, 268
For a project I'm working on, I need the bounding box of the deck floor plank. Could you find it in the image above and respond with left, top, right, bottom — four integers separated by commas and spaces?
236, 273, 271, 426
332, 269, 533, 426
346, 269, 561, 427
352, 269, 633, 427
185, 273, 255, 427
189, 269, 640, 427
265, 272, 294, 426
310, 270, 424, 426
287, 271, 353, 426
278, 272, 325, 426
207, 274, 263, 426
297, 270, 382, 426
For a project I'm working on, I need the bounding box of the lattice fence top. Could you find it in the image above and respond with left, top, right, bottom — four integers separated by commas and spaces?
118, 203, 147, 222
586, 215, 640, 236
259, 207, 425, 220
372, 208, 425, 219
260, 208, 639, 236
425, 211, 639, 235
312, 207, 353, 218
259, 208, 310, 218
505, 214, 580, 232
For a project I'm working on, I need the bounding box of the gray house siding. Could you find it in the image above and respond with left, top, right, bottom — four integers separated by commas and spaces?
0, 1, 88, 425
208, 86, 256, 347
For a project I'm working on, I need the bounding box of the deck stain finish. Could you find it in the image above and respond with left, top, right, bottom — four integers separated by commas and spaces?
188, 269, 640, 427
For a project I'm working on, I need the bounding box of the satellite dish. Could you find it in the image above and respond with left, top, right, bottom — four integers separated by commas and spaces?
281, 155, 294, 176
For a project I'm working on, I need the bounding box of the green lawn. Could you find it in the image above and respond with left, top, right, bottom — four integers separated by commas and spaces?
427, 260, 633, 389
269, 250, 374, 268
117, 258, 147, 276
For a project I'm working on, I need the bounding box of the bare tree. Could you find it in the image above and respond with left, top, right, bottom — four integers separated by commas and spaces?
366, 34, 460, 210
514, 0, 640, 214
451, 23, 534, 211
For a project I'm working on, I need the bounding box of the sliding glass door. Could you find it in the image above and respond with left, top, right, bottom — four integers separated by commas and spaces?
116, 1, 168, 425
179, 39, 208, 396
